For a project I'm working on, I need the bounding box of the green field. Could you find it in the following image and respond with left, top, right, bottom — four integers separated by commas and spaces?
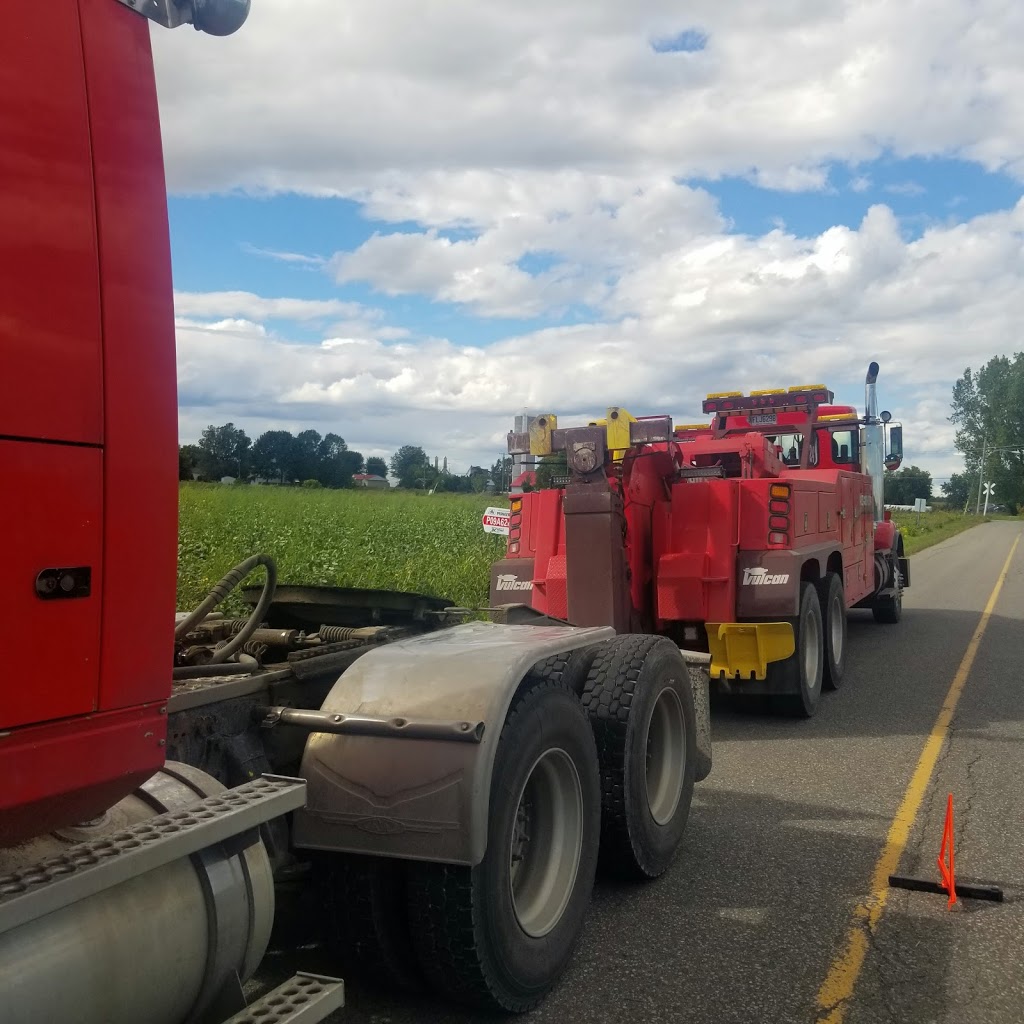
889, 509, 990, 555
177, 485, 995, 619
177, 483, 505, 616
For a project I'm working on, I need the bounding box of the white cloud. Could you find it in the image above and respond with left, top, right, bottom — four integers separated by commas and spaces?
174, 291, 370, 322
330, 175, 723, 317
156, 2, 1024, 484
178, 199, 1024, 481
153, 0, 1024, 195
884, 181, 927, 196
241, 244, 326, 266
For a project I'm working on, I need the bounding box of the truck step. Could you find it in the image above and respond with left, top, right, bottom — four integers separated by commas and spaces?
0, 774, 307, 936
226, 974, 344, 1024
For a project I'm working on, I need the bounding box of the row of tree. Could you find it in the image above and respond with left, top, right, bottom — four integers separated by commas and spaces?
179, 426, 517, 493
179, 423, 387, 487
948, 352, 1024, 514
184, 350, 1024, 505
883, 466, 932, 505
387, 447, 514, 493
836, 352, 1024, 513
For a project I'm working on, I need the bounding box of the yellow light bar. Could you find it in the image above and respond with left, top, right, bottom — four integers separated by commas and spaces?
788, 383, 827, 392
676, 423, 711, 431
770, 484, 791, 498
706, 391, 743, 399
817, 413, 856, 422
750, 389, 786, 396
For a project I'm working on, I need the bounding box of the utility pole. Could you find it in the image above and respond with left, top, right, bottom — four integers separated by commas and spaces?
975, 436, 987, 515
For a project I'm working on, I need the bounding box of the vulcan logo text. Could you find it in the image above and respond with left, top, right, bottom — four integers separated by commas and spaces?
742, 568, 791, 586
496, 574, 533, 592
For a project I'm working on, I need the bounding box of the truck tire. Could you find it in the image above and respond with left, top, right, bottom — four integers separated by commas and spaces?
872, 552, 903, 623
319, 852, 422, 993
770, 582, 824, 718
872, 548, 905, 618
406, 679, 601, 1012
580, 636, 697, 880
872, 594, 902, 623
526, 645, 602, 695
816, 572, 847, 691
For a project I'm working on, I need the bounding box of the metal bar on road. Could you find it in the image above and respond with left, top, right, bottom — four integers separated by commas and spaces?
888, 874, 1004, 902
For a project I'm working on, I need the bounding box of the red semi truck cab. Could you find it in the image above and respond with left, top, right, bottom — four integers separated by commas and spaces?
0, 0, 246, 846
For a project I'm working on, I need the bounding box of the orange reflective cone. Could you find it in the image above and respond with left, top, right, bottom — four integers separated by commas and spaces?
936, 793, 957, 908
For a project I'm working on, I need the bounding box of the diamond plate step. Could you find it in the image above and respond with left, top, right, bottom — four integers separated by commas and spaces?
225, 974, 345, 1024
0, 774, 307, 935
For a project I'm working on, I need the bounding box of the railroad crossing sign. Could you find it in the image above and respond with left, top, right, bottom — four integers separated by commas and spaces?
984, 483, 995, 496
482, 506, 511, 535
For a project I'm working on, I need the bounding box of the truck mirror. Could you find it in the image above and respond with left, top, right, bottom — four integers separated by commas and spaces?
888, 425, 903, 459
191, 0, 251, 35
118, 0, 250, 35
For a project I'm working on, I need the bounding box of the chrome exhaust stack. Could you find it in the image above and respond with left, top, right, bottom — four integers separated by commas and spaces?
862, 361, 885, 522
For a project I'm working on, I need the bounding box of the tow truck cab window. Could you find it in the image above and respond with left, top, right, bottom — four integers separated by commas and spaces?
828, 428, 858, 465
766, 433, 817, 467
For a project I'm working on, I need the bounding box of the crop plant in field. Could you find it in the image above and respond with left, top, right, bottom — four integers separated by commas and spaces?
177, 483, 506, 615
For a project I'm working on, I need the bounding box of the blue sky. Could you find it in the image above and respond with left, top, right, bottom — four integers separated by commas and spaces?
169, 154, 1022, 354
156, 1, 1024, 482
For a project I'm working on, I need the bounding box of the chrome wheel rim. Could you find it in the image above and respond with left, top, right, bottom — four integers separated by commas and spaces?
509, 748, 584, 938
804, 606, 822, 691
644, 686, 686, 826
830, 593, 844, 664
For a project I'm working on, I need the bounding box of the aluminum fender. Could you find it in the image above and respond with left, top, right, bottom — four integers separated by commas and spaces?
292, 620, 614, 866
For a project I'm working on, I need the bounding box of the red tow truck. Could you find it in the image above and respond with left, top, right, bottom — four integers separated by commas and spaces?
491, 364, 909, 716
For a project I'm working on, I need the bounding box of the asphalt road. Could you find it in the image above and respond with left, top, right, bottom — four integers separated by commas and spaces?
258, 520, 1024, 1024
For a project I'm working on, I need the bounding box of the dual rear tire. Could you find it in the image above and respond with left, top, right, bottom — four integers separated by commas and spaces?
767, 573, 847, 717
317, 638, 698, 1011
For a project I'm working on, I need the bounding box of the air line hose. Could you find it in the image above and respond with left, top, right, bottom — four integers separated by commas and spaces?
174, 554, 278, 665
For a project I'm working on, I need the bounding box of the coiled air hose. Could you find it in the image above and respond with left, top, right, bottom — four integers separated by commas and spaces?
174, 554, 278, 667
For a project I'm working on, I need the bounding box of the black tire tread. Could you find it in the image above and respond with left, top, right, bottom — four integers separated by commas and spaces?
815, 571, 846, 691
580, 635, 676, 878
873, 596, 901, 624
525, 645, 600, 694
407, 859, 494, 1007
407, 678, 597, 1012
321, 852, 422, 993
775, 582, 823, 718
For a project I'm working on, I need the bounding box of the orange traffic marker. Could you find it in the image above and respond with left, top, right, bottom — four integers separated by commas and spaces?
889, 790, 1003, 903
936, 793, 957, 907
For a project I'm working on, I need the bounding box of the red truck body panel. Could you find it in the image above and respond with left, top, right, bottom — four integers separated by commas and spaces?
0, 0, 176, 844
494, 410, 881, 640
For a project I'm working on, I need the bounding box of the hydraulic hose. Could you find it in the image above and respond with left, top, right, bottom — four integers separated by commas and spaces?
174, 554, 278, 665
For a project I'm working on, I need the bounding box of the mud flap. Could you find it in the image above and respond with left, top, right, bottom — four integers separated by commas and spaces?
680, 652, 713, 783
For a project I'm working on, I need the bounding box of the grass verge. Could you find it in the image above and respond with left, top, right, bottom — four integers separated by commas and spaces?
890, 511, 993, 556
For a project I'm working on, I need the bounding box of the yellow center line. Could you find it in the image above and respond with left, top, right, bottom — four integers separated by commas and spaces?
815, 532, 1022, 1023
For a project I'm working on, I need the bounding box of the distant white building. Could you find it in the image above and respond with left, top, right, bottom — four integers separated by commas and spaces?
353, 473, 390, 490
